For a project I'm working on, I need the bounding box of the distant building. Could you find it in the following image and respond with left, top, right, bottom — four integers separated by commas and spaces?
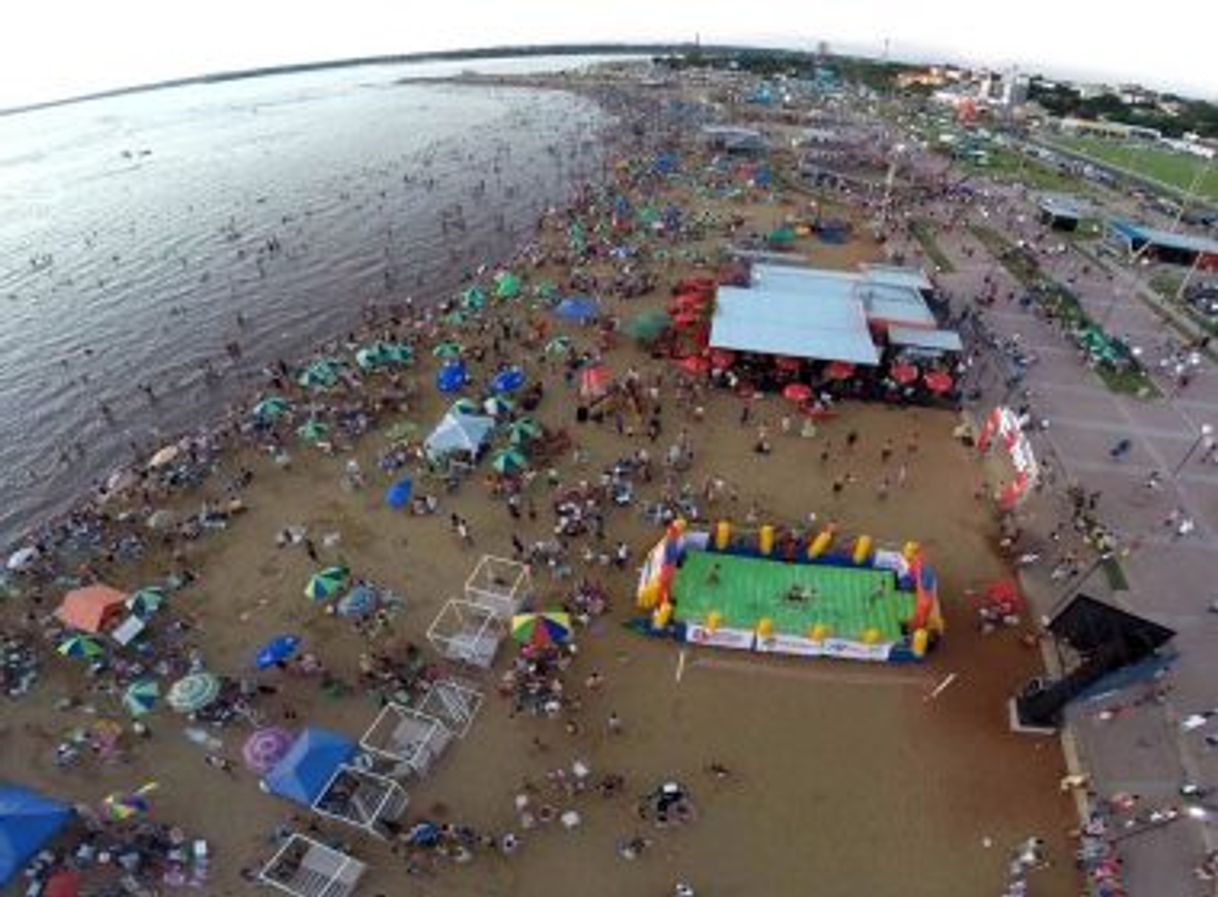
701, 125, 767, 155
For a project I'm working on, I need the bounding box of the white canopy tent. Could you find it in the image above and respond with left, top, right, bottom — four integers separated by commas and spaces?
424, 412, 495, 462
426, 599, 505, 668
464, 554, 532, 619
259, 833, 366, 897
360, 703, 454, 778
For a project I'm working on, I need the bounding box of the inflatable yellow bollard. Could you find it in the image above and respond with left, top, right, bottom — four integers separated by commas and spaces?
852, 535, 873, 566
652, 602, 673, 629
809, 623, 831, 643
808, 529, 833, 559
637, 581, 660, 610
714, 521, 731, 551
759, 524, 775, 556
756, 617, 774, 638
861, 627, 881, 645
706, 611, 723, 632
911, 628, 930, 658
902, 541, 920, 561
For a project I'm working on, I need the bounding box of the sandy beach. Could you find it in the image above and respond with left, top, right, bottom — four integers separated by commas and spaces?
0, 66, 1081, 897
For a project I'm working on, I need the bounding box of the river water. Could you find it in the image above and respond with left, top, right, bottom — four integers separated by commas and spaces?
0, 56, 615, 545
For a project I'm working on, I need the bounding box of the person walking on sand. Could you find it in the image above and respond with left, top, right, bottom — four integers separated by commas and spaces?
304, 538, 319, 563
607, 712, 623, 736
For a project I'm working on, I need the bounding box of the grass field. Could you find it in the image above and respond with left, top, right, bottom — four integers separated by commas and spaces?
673, 550, 915, 641
1054, 136, 1218, 203
909, 218, 955, 272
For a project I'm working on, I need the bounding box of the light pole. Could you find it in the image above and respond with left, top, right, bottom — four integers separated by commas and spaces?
1172, 423, 1214, 477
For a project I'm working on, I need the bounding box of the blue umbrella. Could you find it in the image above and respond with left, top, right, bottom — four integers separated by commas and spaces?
553, 296, 600, 324
255, 634, 301, 670
337, 585, 379, 619
436, 361, 468, 394
385, 478, 413, 510
491, 368, 526, 394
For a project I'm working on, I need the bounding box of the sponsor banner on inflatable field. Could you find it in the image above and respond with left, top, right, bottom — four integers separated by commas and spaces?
756, 633, 894, 661
684, 624, 755, 651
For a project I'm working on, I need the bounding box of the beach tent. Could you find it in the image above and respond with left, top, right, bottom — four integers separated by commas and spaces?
263, 728, 357, 807
56, 585, 128, 634
554, 296, 600, 324
0, 784, 72, 886
424, 412, 495, 462
385, 478, 413, 510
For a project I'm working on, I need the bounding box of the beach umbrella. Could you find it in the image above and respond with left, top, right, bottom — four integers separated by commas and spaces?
676, 356, 710, 377
443, 311, 468, 327
448, 398, 480, 416
167, 672, 220, 713
384, 420, 419, 441
432, 341, 463, 359
783, 383, 813, 403
252, 397, 291, 421
494, 272, 522, 300
337, 584, 379, 619
296, 419, 330, 444
254, 634, 301, 670
385, 478, 413, 510
624, 310, 671, 345
767, 226, 796, 247
6, 546, 39, 572
304, 566, 350, 601
355, 345, 389, 371
774, 356, 802, 373
58, 635, 104, 659
578, 364, 612, 400
554, 296, 600, 324
825, 361, 855, 381
436, 361, 468, 394
671, 312, 704, 329
125, 586, 167, 618
535, 281, 558, 300
242, 727, 295, 774
148, 445, 181, 468
461, 286, 487, 310
709, 348, 736, 369
507, 417, 543, 445
297, 360, 339, 390
483, 395, 515, 417
511, 612, 572, 647
101, 782, 158, 822
491, 368, 526, 394
545, 336, 573, 356
924, 371, 954, 394
122, 679, 160, 717
671, 292, 710, 311
890, 363, 919, 385
492, 449, 528, 475
385, 343, 414, 364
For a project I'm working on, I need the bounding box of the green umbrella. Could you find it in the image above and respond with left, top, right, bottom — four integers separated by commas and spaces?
126, 586, 167, 618
297, 360, 339, 390
483, 395, 514, 417
123, 679, 160, 717
383, 343, 414, 365
167, 672, 220, 713
384, 420, 420, 442
355, 345, 389, 371
296, 419, 330, 444
494, 272, 522, 300
443, 311, 468, 327
767, 226, 796, 246
252, 397, 291, 420
545, 336, 573, 356
58, 635, 104, 659
461, 286, 487, 311
433, 342, 464, 359
491, 449, 528, 475
508, 417, 543, 444
624, 310, 672, 345
535, 281, 558, 301
304, 566, 350, 601
449, 398, 480, 416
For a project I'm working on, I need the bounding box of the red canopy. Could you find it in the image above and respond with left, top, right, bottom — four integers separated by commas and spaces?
676, 356, 710, 377
890, 363, 918, 385
782, 383, 813, 403
825, 361, 855, 381
43, 872, 81, 897
56, 585, 128, 634
924, 370, 954, 394
708, 348, 736, 369
578, 364, 612, 400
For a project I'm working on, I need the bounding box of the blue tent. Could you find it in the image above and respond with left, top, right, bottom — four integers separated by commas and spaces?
554, 296, 600, 325
254, 634, 301, 670
262, 728, 356, 807
0, 784, 71, 886
490, 368, 526, 394
385, 478, 413, 510
436, 361, 468, 394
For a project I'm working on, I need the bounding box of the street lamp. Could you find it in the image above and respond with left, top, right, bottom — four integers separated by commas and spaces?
1173, 423, 1214, 477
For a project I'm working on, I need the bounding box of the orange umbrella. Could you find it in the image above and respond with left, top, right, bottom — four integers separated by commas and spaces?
56, 585, 128, 634
825, 361, 855, 381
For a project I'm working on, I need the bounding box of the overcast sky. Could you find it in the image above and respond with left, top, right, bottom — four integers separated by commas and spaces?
4, 0, 1215, 108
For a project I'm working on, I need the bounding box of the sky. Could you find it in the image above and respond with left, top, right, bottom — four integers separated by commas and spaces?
3, 0, 1215, 109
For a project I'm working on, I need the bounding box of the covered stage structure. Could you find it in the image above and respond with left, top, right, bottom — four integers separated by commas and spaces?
1107, 219, 1218, 270
464, 555, 532, 619
259, 833, 366, 897
360, 704, 454, 778
426, 599, 505, 668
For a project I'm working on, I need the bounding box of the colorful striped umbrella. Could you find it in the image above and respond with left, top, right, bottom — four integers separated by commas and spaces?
304, 566, 350, 601
58, 635, 104, 659
102, 782, 158, 821
507, 417, 543, 445
167, 672, 220, 713
510, 612, 572, 647
126, 586, 167, 618
242, 727, 295, 773
492, 449, 528, 475
122, 679, 161, 717
483, 395, 515, 417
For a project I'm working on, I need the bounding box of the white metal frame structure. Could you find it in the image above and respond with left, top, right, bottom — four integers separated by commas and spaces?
412, 678, 484, 739
258, 833, 366, 897
360, 703, 454, 778
464, 555, 532, 618
426, 599, 504, 668
311, 764, 409, 837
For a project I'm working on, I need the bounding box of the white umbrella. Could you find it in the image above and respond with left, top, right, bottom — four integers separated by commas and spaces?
148, 445, 181, 468
6, 547, 38, 572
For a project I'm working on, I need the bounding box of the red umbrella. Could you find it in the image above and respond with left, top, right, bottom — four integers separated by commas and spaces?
709, 348, 736, 369
924, 370, 954, 394
671, 293, 709, 310
782, 383, 813, 403
579, 364, 612, 400
774, 356, 801, 372
676, 356, 710, 377
43, 872, 81, 897
890, 363, 918, 385
671, 312, 703, 329
825, 361, 855, 381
